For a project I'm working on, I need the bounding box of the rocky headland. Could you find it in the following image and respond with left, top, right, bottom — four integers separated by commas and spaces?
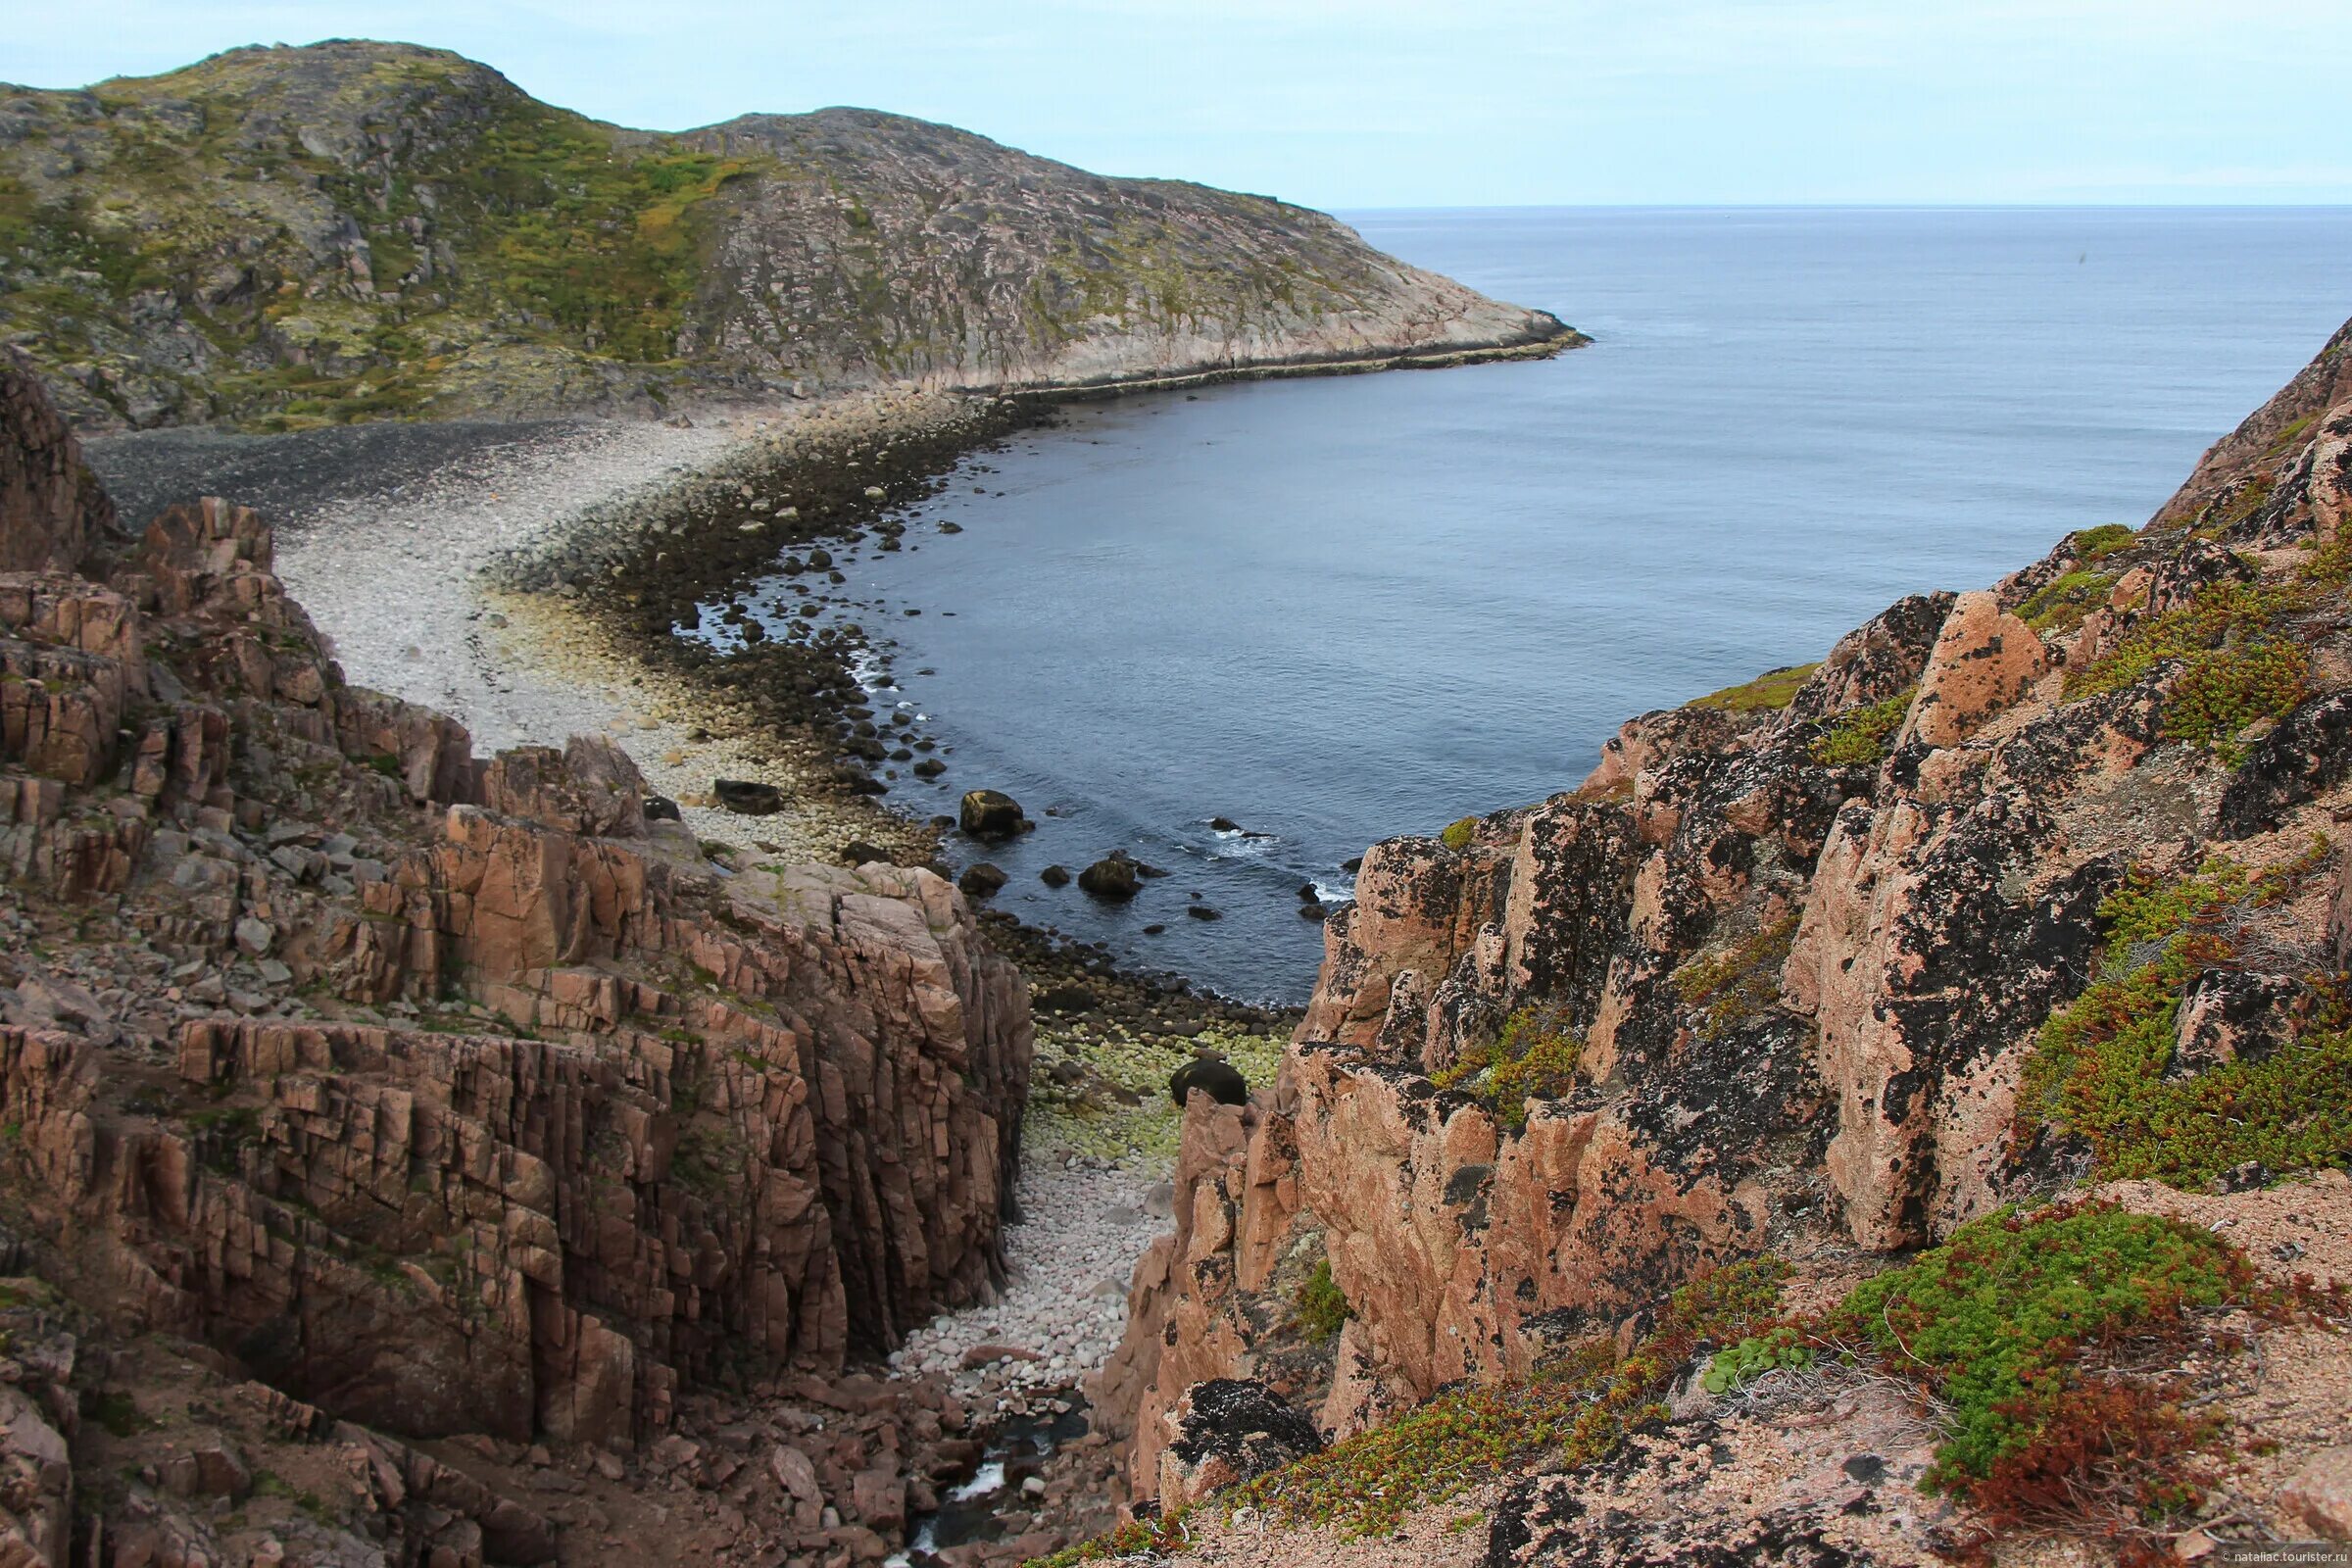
0, 354, 1075, 1563
0, 40, 1579, 433
1063, 321, 2352, 1565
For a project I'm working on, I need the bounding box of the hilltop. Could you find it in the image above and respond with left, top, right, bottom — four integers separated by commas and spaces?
0, 40, 1575, 430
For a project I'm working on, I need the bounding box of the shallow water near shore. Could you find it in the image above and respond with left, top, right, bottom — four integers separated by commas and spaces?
787, 207, 2352, 1003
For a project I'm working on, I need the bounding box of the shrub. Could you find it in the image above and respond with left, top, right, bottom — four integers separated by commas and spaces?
1432, 1005, 1583, 1130
2065, 570, 2321, 761
1293, 1258, 1350, 1345
2017, 847, 2352, 1188
1672, 914, 1799, 1042
1809, 686, 1914, 765
1827, 1201, 2256, 1509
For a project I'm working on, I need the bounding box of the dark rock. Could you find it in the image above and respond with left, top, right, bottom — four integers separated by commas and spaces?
2215, 691, 2352, 839
1185, 905, 1221, 921
1078, 855, 1142, 901
958, 863, 1008, 898
1040, 864, 1072, 889
840, 841, 892, 866
643, 795, 682, 823
913, 758, 947, 778
959, 789, 1028, 839
1156, 1379, 1322, 1506
1168, 1058, 1248, 1107
1208, 816, 1242, 832
1342, 857, 1363, 873
712, 778, 785, 815
1298, 904, 1327, 922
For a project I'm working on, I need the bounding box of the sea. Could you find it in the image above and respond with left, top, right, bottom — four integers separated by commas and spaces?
760, 207, 2352, 1004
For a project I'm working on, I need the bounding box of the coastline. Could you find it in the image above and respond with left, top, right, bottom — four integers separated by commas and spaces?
82, 366, 1307, 1433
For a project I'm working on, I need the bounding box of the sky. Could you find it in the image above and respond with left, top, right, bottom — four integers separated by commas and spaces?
10, 1, 2352, 209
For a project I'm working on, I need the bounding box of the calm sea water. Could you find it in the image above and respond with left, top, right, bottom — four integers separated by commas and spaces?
784, 208, 2352, 1003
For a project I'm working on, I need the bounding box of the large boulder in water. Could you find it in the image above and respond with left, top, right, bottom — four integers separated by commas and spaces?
1078, 854, 1141, 901
1169, 1057, 1248, 1107
959, 789, 1027, 840
957, 862, 1008, 898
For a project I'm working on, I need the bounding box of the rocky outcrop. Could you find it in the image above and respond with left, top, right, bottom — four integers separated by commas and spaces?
0, 350, 121, 573
1105, 316, 2352, 1514
0, 360, 1033, 1563
0, 42, 1576, 430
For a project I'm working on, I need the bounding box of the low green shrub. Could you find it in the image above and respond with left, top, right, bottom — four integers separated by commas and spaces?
1431, 1005, 1583, 1130
1827, 1201, 2256, 1506
1672, 914, 1799, 1042
1810, 686, 1914, 765
2018, 845, 2352, 1188
2019, 568, 2118, 632
1293, 1258, 1350, 1345
1440, 815, 1478, 851
2070, 523, 2137, 562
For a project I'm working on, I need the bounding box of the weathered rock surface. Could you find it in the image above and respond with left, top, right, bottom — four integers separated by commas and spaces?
0, 42, 1577, 430
1102, 314, 2352, 1544
0, 362, 1034, 1560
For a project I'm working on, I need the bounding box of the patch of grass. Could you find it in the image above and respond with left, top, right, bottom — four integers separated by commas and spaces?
1440, 815, 1478, 852
1026, 1257, 1789, 1564
1672, 914, 1799, 1043
1292, 1258, 1350, 1346
2019, 568, 2119, 632
1690, 662, 1821, 713
2070, 523, 2137, 562
1431, 1005, 1583, 1131
1809, 686, 1914, 766
1826, 1200, 2257, 1511
2017, 845, 2352, 1188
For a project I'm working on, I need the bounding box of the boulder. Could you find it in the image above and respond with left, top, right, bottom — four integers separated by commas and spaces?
1155, 1379, 1323, 1509
2278, 1446, 2352, 1540
957, 862, 1007, 898
1040, 864, 1072, 888
840, 840, 892, 866
1078, 854, 1142, 901
1168, 1057, 1248, 1108
713, 778, 785, 815
959, 789, 1027, 839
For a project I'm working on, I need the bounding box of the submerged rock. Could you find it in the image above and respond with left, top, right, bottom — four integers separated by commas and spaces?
1078, 855, 1142, 901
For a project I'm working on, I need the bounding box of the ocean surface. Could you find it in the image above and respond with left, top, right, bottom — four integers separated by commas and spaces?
769, 207, 2352, 1004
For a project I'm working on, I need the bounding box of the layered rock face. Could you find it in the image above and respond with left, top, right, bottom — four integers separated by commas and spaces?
0, 42, 1573, 429
0, 361, 1032, 1555
1102, 317, 2352, 1501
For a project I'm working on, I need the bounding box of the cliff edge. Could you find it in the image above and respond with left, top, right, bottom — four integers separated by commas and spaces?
1080, 320, 2352, 1565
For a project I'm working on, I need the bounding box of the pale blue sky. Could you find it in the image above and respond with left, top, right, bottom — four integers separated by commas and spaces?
11, 1, 2351, 208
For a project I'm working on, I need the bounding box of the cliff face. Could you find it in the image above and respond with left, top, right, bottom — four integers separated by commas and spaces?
0, 41, 1573, 431
1100, 318, 2352, 1516
0, 359, 1033, 1557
